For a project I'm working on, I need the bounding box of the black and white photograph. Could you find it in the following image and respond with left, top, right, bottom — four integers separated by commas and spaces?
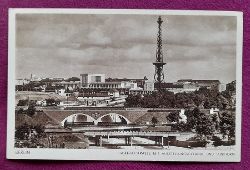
7, 9, 243, 161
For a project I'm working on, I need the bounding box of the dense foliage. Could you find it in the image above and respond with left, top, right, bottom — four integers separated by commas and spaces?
17, 99, 29, 106
15, 123, 45, 140
17, 102, 36, 117
166, 107, 235, 142
168, 108, 216, 137
26, 103, 36, 116
151, 116, 158, 126
219, 111, 235, 140
45, 98, 60, 106
125, 85, 234, 110
66, 77, 80, 82
166, 111, 180, 123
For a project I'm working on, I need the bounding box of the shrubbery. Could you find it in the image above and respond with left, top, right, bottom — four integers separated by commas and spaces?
125, 85, 235, 110
15, 123, 45, 140
15, 123, 45, 148
17, 99, 29, 106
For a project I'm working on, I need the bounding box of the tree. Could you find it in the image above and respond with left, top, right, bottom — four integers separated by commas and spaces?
125, 94, 142, 107
219, 111, 235, 140
67, 77, 80, 82
34, 125, 45, 137
175, 93, 188, 108
175, 121, 189, 132
211, 113, 219, 131
124, 84, 235, 110
184, 108, 201, 131
17, 99, 29, 106
15, 123, 30, 140
184, 107, 215, 139
195, 113, 216, 140
17, 108, 24, 114
226, 80, 236, 93
26, 103, 36, 117
216, 95, 230, 109
151, 116, 158, 127
46, 98, 56, 106
166, 111, 180, 123
141, 94, 160, 108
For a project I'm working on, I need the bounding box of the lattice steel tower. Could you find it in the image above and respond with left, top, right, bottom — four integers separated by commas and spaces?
153, 16, 166, 90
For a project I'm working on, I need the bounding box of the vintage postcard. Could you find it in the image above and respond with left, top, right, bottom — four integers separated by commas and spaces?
7, 9, 243, 161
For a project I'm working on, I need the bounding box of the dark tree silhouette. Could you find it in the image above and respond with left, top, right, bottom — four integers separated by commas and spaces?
17, 99, 29, 106
166, 111, 180, 123
34, 125, 45, 137
46, 98, 56, 106
195, 113, 216, 140
151, 116, 158, 127
212, 113, 220, 131
26, 103, 36, 117
17, 108, 24, 114
66, 77, 80, 82
184, 108, 216, 139
175, 121, 189, 132
219, 111, 235, 140
15, 123, 30, 140
125, 94, 142, 107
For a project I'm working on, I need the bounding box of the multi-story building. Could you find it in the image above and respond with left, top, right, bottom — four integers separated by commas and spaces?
15, 78, 30, 86
80, 74, 105, 87
144, 82, 154, 91
54, 81, 80, 91
80, 74, 150, 95
105, 76, 148, 88
177, 79, 221, 91
154, 81, 200, 94
160, 83, 185, 94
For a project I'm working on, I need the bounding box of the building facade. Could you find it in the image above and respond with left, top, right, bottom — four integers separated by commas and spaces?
177, 79, 221, 91
80, 74, 105, 87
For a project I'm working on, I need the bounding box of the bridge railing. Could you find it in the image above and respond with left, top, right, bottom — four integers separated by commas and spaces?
64, 106, 126, 110
62, 106, 185, 112
83, 131, 185, 137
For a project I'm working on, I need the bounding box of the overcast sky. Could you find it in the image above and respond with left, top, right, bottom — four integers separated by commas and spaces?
16, 14, 237, 83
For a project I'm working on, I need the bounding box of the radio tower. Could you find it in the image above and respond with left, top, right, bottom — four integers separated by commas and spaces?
153, 16, 166, 90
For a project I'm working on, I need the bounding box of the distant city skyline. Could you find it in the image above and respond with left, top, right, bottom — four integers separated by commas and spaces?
16, 14, 237, 84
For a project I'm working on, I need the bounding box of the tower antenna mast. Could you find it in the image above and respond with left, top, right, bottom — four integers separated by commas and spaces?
153, 16, 166, 90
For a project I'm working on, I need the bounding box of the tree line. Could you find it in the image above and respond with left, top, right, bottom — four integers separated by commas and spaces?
165, 108, 235, 141
125, 84, 235, 110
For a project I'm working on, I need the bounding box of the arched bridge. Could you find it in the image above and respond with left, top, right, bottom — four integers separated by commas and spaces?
43, 108, 185, 127
60, 112, 131, 126
44, 109, 147, 126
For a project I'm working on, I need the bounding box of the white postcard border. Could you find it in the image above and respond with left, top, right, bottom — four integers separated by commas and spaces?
7, 8, 243, 162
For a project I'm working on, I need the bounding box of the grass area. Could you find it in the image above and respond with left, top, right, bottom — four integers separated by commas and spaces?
15, 111, 57, 127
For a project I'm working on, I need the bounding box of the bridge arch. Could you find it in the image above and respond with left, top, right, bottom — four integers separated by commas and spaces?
95, 113, 131, 125
61, 113, 96, 126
